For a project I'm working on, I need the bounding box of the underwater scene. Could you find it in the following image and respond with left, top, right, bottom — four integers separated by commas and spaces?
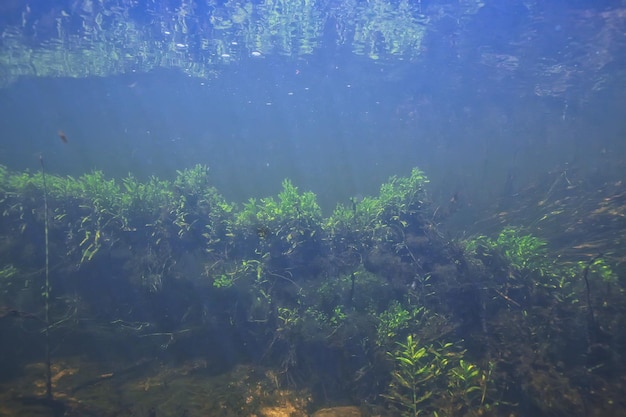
0, 0, 625, 416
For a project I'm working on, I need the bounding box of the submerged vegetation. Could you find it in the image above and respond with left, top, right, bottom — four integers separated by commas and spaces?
0, 0, 446, 87
0, 164, 625, 416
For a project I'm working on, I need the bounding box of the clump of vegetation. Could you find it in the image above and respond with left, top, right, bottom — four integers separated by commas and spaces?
0, 164, 624, 417
383, 334, 490, 417
234, 178, 323, 269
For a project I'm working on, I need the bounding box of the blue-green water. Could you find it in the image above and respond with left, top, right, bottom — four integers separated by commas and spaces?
0, 1, 625, 416
1, 0, 623, 214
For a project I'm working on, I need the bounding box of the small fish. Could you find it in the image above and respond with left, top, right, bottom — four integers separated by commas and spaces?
58, 130, 68, 144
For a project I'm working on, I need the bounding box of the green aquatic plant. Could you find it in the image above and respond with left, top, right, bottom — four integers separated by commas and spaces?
254, 0, 325, 55
0, 165, 7, 188
172, 165, 234, 244
0, 0, 438, 88
3, 168, 45, 193
277, 306, 302, 332
464, 227, 601, 308
337, 0, 428, 60
323, 195, 380, 261
77, 171, 123, 211
383, 335, 441, 417
495, 227, 549, 272
237, 179, 321, 227
384, 335, 489, 417
235, 179, 322, 266
212, 272, 236, 289
0, 264, 18, 280
464, 226, 555, 296
174, 164, 212, 196
376, 301, 425, 348
541, 267, 580, 304
302, 305, 347, 338
210, 257, 264, 289
325, 168, 430, 258
122, 174, 173, 217
71, 171, 125, 264
326, 195, 383, 231
377, 167, 429, 227
476, 226, 549, 273
444, 359, 485, 415
578, 257, 616, 284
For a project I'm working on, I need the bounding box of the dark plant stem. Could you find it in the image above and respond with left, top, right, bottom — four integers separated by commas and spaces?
348, 272, 355, 308
40, 155, 53, 400
583, 253, 602, 347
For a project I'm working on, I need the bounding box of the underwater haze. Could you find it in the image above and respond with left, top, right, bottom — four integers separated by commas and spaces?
1, 1, 626, 416
0, 0, 622, 214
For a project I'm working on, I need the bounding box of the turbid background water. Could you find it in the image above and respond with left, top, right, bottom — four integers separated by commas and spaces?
1, 0, 624, 223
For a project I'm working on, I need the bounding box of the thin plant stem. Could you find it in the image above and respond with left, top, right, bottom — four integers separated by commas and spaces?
39, 155, 53, 400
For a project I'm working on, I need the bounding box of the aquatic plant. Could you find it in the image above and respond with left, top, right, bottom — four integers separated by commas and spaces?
0, 264, 18, 280
378, 168, 429, 215
348, 0, 428, 60
464, 227, 604, 309
382, 335, 443, 416
0, 0, 450, 87
70, 170, 126, 264
303, 305, 347, 336
324, 168, 430, 272
172, 165, 235, 248
2, 163, 625, 415
326, 168, 429, 232
39, 156, 53, 400
121, 174, 173, 223
384, 335, 489, 417
323, 195, 380, 268
234, 179, 322, 271
578, 256, 617, 284
443, 359, 489, 416
237, 179, 321, 228
463, 226, 573, 309
466, 226, 549, 273
376, 301, 425, 348
277, 306, 302, 332
0, 164, 233, 272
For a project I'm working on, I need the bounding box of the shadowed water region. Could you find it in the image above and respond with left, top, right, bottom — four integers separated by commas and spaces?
0, 1, 625, 416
